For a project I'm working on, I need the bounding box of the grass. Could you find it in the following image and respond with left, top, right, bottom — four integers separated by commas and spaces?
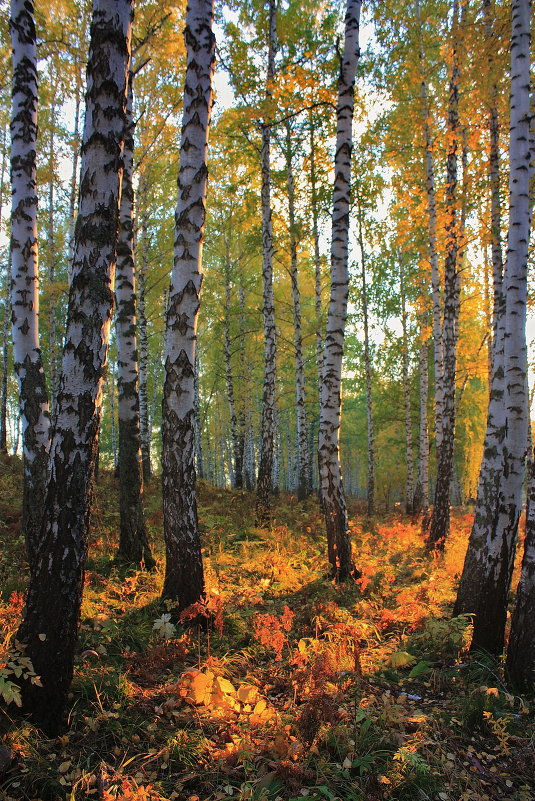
0, 457, 534, 801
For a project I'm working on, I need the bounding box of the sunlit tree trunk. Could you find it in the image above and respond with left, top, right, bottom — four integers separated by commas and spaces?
417, 0, 443, 453
400, 260, 414, 514
428, 0, 460, 549
115, 74, 154, 569
453, 0, 507, 623
462, 0, 531, 654
10, 0, 50, 565
318, 0, 361, 581
355, 192, 374, 517
16, 0, 133, 734
0, 126, 8, 455
285, 122, 310, 501
161, 0, 215, 611
255, 0, 278, 524
67, 81, 82, 286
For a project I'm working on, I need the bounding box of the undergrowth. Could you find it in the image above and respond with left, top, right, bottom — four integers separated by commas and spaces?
0, 458, 533, 801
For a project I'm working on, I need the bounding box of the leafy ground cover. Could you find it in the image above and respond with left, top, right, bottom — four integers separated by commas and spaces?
0, 456, 534, 801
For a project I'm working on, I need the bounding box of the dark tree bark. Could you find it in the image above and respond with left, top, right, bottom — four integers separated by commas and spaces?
16, 0, 133, 735
161, 0, 215, 612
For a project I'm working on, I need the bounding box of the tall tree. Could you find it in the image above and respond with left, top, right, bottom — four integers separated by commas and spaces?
115, 72, 155, 569
255, 0, 278, 524
428, 0, 461, 549
318, 0, 361, 581
16, 0, 133, 734
456, 0, 531, 654
10, 0, 50, 564
161, 0, 215, 611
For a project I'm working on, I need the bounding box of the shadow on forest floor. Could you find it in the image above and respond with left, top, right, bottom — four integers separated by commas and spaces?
0, 466, 533, 801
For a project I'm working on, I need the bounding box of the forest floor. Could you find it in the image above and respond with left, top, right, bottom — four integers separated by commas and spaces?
0, 455, 534, 801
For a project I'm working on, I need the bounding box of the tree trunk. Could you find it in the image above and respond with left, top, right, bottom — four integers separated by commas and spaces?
137, 189, 152, 481
309, 112, 323, 399
115, 73, 154, 569
47, 91, 59, 417
10, 0, 51, 565
453, 0, 507, 624
506, 441, 535, 690
223, 259, 242, 488
465, 0, 531, 654
415, 332, 429, 515
161, 0, 215, 612
255, 0, 278, 525
355, 192, 375, 517
285, 121, 310, 501
318, 0, 361, 582
67, 83, 82, 287
428, 0, 460, 550
417, 0, 444, 454
194, 349, 204, 479
0, 125, 9, 455
400, 260, 414, 514
16, 0, 133, 735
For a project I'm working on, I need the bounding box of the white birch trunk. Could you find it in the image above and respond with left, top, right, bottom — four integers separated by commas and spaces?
428, 0, 460, 549
10, 0, 50, 564
416, 0, 444, 453
137, 184, 152, 480
17, 0, 133, 734
161, 0, 215, 611
255, 0, 278, 524
318, 0, 361, 581
115, 73, 154, 569
465, 0, 531, 654
417, 333, 429, 514
285, 122, 310, 501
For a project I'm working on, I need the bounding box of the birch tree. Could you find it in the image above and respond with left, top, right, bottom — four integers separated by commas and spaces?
255, 0, 278, 524
161, 0, 215, 612
455, 0, 531, 655
318, 0, 361, 581
115, 72, 155, 569
10, 0, 50, 564
16, 0, 133, 734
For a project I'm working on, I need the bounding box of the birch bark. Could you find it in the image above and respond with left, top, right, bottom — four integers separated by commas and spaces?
16, 0, 133, 734
318, 0, 361, 581
115, 73, 154, 569
466, 0, 531, 654
285, 122, 310, 501
453, 0, 508, 623
428, 0, 460, 549
161, 0, 215, 611
400, 260, 414, 514
10, 0, 50, 564
255, 0, 278, 524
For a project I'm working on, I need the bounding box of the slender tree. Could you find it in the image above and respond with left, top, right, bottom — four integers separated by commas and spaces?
161, 0, 215, 611
428, 0, 460, 549
318, 0, 361, 581
400, 259, 414, 514
9, 0, 50, 564
255, 0, 278, 524
115, 72, 155, 569
16, 0, 133, 734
